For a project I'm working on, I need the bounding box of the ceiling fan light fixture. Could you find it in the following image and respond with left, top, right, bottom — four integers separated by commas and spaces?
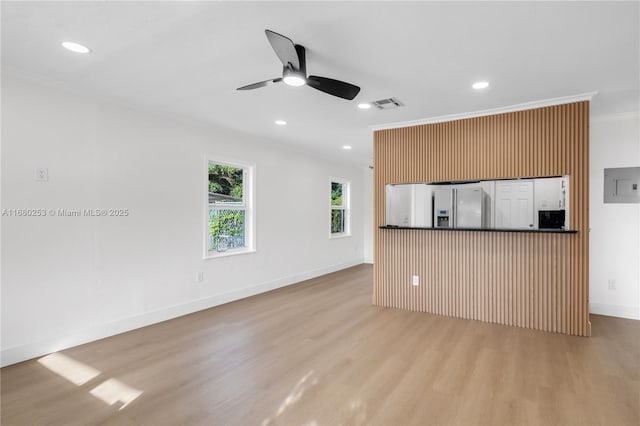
283, 75, 306, 86
283, 69, 306, 87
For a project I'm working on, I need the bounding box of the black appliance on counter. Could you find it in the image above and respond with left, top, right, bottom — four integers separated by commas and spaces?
538, 210, 565, 229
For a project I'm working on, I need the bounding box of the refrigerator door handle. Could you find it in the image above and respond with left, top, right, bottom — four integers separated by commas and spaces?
452, 189, 456, 229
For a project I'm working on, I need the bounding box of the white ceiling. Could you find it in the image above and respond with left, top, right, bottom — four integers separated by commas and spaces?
2, 1, 639, 167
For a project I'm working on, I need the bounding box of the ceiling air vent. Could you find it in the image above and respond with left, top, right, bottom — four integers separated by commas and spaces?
371, 97, 404, 110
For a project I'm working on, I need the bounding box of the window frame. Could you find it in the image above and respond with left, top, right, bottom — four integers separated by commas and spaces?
330, 178, 351, 238
204, 157, 256, 259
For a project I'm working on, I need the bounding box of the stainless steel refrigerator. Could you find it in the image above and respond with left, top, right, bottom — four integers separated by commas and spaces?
433, 187, 485, 229
433, 189, 453, 228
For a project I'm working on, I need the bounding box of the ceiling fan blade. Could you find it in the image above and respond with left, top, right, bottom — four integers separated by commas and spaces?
306, 76, 361, 100
265, 29, 300, 70
237, 78, 282, 91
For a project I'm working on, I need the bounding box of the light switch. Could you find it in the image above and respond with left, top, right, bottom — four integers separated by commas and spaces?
35, 168, 48, 182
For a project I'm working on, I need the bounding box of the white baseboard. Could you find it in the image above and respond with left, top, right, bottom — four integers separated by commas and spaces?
364, 257, 373, 264
590, 302, 640, 320
1, 259, 364, 367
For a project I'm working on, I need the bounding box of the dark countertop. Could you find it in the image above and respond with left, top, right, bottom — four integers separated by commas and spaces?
379, 225, 577, 234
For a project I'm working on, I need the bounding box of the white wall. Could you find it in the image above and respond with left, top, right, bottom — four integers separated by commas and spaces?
590, 114, 640, 320
363, 167, 373, 263
0, 75, 365, 366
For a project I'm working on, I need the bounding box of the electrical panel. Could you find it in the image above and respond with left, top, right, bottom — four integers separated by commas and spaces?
604, 167, 640, 203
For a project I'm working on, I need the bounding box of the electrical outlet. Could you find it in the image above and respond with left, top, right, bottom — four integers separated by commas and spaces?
412, 275, 419, 286
196, 272, 204, 283
608, 279, 616, 290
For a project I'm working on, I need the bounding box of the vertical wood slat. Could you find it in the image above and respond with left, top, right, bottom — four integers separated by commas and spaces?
372, 102, 590, 336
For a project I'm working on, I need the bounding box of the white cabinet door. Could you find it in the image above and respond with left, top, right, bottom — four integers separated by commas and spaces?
495, 181, 534, 228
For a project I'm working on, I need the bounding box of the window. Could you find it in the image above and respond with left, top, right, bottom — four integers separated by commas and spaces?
206, 160, 254, 257
330, 179, 350, 237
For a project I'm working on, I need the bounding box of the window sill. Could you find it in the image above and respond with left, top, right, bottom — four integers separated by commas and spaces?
330, 233, 352, 239
203, 248, 256, 260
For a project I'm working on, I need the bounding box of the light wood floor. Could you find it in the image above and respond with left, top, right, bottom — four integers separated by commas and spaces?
2, 264, 639, 426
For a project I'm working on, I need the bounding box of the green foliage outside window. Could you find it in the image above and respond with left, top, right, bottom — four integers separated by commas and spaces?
208, 164, 243, 201
331, 182, 343, 206
209, 209, 245, 251
331, 181, 345, 233
331, 210, 345, 233
208, 163, 246, 251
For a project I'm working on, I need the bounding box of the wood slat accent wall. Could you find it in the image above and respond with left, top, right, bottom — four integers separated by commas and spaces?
373, 101, 590, 336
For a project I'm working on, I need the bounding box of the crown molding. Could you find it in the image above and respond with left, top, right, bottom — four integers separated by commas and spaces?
370, 92, 598, 132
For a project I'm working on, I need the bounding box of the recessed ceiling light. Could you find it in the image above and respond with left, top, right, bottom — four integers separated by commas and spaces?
342, 145, 352, 150
61, 41, 90, 54
472, 81, 490, 90
357, 103, 371, 109
275, 120, 287, 126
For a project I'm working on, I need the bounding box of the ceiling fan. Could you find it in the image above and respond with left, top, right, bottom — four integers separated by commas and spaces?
237, 30, 361, 101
